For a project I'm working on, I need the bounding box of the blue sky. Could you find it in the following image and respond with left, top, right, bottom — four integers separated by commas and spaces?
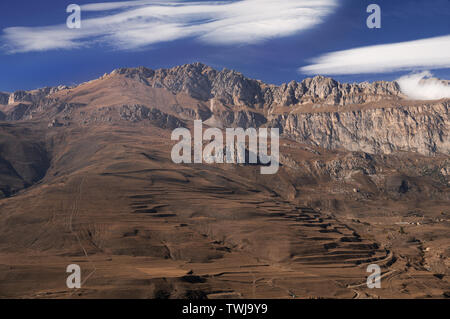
0, 0, 449, 92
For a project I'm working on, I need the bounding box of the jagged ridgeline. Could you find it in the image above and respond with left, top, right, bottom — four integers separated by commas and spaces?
0, 62, 448, 156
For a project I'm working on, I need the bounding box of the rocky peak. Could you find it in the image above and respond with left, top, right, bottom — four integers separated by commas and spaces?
111, 66, 155, 84
109, 63, 405, 108
210, 68, 264, 107
5, 86, 69, 105
300, 75, 339, 99
111, 63, 264, 105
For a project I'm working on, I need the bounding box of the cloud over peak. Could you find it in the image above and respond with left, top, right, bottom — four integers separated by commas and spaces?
397, 71, 450, 100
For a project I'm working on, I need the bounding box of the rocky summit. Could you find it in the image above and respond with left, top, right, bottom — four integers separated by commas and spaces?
1, 63, 448, 156
111, 63, 404, 107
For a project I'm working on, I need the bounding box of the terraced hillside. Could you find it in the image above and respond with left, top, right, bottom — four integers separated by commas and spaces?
0, 122, 447, 299
0, 63, 448, 299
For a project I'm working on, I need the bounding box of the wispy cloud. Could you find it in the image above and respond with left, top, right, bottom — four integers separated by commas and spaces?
300, 35, 450, 75
1, 0, 337, 53
81, 0, 164, 12
397, 71, 450, 100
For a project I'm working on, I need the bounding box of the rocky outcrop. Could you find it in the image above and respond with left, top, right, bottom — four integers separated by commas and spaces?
112, 63, 266, 106
50, 103, 185, 129
112, 63, 403, 108
6, 103, 32, 121
0, 92, 9, 105
271, 102, 449, 156
118, 105, 184, 129
6, 86, 69, 105
221, 109, 267, 128
265, 76, 403, 106
8, 91, 32, 104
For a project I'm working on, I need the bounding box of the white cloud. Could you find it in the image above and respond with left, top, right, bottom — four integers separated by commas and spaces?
300, 35, 450, 75
397, 71, 450, 100
81, 0, 162, 12
1, 0, 337, 53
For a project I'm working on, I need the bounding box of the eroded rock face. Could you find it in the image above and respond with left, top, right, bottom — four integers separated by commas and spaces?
266, 76, 403, 106
7, 86, 69, 104
113, 63, 266, 106
8, 91, 32, 104
271, 102, 449, 156
118, 105, 184, 129
2, 63, 449, 157
220, 109, 267, 128
0, 92, 9, 105
6, 103, 32, 121
112, 63, 403, 107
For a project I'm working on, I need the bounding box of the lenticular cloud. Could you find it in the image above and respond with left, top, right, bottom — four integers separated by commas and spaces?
1, 0, 337, 53
300, 35, 450, 75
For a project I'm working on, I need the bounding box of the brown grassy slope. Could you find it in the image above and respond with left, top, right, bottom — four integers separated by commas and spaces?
0, 121, 448, 298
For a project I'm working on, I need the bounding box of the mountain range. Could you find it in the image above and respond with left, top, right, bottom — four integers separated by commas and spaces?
0, 63, 448, 299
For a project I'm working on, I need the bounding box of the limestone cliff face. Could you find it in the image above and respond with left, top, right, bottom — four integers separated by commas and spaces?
4, 86, 69, 105
112, 63, 267, 106
271, 102, 449, 156
111, 63, 404, 108
1, 63, 448, 157
265, 76, 403, 107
